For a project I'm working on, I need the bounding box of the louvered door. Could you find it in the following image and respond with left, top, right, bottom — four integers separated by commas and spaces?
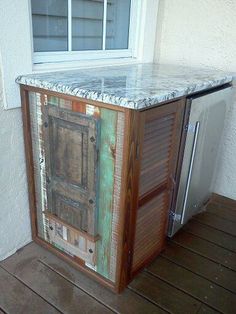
42, 105, 100, 237
132, 100, 185, 273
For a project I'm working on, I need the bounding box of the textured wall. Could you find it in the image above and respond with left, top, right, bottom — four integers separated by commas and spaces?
0, 0, 32, 260
0, 0, 32, 109
0, 64, 31, 261
155, 0, 236, 200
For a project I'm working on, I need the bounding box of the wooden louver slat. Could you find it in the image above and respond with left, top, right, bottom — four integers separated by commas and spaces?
139, 112, 176, 196
132, 192, 168, 270
132, 100, 185, 275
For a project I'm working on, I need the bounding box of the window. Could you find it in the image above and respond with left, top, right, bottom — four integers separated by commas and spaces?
31, 0, 134, 64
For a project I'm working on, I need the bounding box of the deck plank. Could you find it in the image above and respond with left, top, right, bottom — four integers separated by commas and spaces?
197, 304, 220, 314
162, 241, 236, 293
1, 252, 113, 314
129, 271, 201, 314
1, 242, 165, 314
183, 220, 236, 252
172, 231, 236, 271
211, 194, 236, 209
147, 256, 236, 314
1, 194, 236, 314
0, 266, 60, 314
207, 202, 236, 223
194, 212, 236, 236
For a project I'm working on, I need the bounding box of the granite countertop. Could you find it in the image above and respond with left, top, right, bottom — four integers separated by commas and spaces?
16, 63, 233, 110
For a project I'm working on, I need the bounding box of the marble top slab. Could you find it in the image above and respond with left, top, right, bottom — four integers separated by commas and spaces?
16, 63, 233, 110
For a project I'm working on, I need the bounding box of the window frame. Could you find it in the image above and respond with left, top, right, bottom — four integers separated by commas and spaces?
31, 0, 138, 64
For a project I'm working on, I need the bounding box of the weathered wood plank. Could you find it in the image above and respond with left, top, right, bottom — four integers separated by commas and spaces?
44, 106, 99, 236
129, 271, 201, 314
211, 193, 236, 209
28, 91, 45, 239
197, 304, 220, 314
172, 231, 236, 271
194, 212, 236, 236
206, 202, 236, 223
184, 220, 236, 252
1, 250, 112, 313
110, 111, 125, 282
147, 256, 236, 314
2, 243, 164, 314
97, 108, 117, 280
0, 266, 60, 314
162, 241, 236, 293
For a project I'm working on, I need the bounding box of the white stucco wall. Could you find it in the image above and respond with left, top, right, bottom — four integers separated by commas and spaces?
155, 0, 236, 200
0, 0, 32, 260
0, 65, 32, 260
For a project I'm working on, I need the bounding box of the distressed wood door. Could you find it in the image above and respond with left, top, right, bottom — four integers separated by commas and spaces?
42, 105, 100, 236
131, 99, 185, 274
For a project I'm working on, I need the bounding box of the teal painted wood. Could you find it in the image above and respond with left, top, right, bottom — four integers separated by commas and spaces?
97, 108, 117, 280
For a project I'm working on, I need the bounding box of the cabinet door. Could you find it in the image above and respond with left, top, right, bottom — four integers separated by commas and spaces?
132, 100, 185, 273
43, 105, 100, 236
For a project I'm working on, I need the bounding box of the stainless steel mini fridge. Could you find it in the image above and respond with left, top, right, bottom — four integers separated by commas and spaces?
168, 86, 233, 237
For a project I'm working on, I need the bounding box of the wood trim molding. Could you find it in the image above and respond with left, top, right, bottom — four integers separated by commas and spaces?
20, 87, 38, 238
117, 109, 145, 292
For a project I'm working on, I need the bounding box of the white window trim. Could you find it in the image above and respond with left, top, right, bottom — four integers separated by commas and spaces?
32, 0, 136, 64
31, 0, 160, 71
34, 49, 133, 64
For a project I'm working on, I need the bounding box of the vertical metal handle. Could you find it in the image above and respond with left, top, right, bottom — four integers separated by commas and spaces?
181, 121, 200, 225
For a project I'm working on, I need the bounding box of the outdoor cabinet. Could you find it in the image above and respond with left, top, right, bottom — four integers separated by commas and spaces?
21, 86, 185, 292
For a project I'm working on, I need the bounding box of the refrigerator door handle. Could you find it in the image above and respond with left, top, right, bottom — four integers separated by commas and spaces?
181, 121, 200, 225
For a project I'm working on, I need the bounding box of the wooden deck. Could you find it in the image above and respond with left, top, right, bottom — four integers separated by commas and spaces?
0, 194, 236, 314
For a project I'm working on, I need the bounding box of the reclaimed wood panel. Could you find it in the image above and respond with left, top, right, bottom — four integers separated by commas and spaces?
47, 95, 72, 110
162, 241, 236, 293
29, 92, 45, 239
110, 111, 125, 282
183, 220, 236, 252
28, 91, 125, 285
172, 231, 236, 271
147, 256, 236, 314
129, 271, 201, 314
194, 212, 236, 236
43, 105, 100, 236
97, 108, 117, 279
0, 266, 59, 314
47, 215, 97, 265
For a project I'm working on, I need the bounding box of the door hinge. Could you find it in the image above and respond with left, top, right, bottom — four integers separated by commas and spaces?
136, 142, 140, 160
128, 249, 132, 266
169, 211, 181, 222
185, 123, 196, 133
